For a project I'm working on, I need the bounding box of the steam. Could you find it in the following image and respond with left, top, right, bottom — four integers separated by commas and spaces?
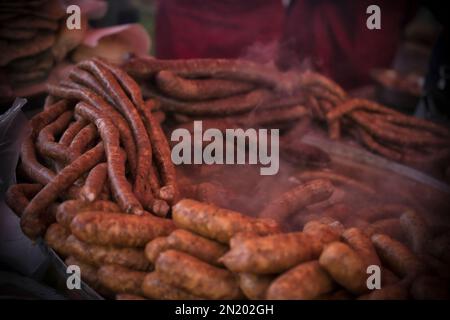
164, 40, 450, 232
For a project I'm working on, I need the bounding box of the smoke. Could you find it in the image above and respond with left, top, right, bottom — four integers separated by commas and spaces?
238, 39, 315, 73
172, 123, 450, 233
163, 39, 450, 233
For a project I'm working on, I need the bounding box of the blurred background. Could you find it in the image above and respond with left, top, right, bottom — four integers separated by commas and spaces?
1, 0, 448, 121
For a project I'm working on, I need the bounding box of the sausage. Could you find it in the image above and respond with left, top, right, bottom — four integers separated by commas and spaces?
299, 71, 347, 101
29, 100, 70, 135
341, 228, 381, 268
59, 118, 87, 146
145, 237, 171, 264
307, 95, 325, 120
357, 204, 412, 222
375, 113, 449, 146
172, 199, 279, 244
152, 110, 166, 124
78, 60, 155, 211
5, 183, 42, 217
190, 182, 232, 208
259, 179, 334, 222
20, 100, 70, 185
155, 250, 242, 299
327, 98, 397, 124
305, 188, 347, 212
399, 210, 430, 254
166, 229, 228, 266
69, 67, 117, 107
68, 124, 98, 161
65, 235, 149, 271
155, 70, 255, 100
98, 264, 146, 296
139, 100, 177, 206
303, 219, 344, 239
75, 102, 142, 214
364, 218, 404, 242
124, 57, 295, 92
371, 234, 425, 278
293, 170, 375, 196
20, 136, 56, 185
44, 223, 71, 257
36, 110, 73, 162
267, 261, 335, 300
64, 256, 109, 295
149, 87, 274, 116
79, 163, 108, 202
238, 273, 275, 300
48, 83, 138, 179
71, 211, 175, 247
142, 272, 201, 300
357, 128, 403, 162
220, 227, 339, 274
55, 199, 120, 229
229, 232, 262, 248
92, 60, 164, 203
95, 61, 170, 210
319, 242, 368, 294
21, 143, 105, 239
352, 111, 448, 147
381, 112, 450, 138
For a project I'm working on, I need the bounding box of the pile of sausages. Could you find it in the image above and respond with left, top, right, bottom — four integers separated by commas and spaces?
150, 199, 450, 300
6, 58, 178, 240
292, 72, 450, 170
124, 57, 450, 172
325, 99, 450, 169
5, 57, 449, 300
225, 203, 449, 300
43, 203, 176, 298
123, 57, 310, 131
37, 198, 448, 300
255, 170, 450, 299
0, 0, 72, 97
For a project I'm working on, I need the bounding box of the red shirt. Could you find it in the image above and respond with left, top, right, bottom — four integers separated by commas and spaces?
155, 0, 415, 88
155, 0, 284, 59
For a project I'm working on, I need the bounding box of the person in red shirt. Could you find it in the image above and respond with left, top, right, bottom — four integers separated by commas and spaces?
155, 0, 415, 89
155, 0, 284, 60
281, 0, 415, 88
